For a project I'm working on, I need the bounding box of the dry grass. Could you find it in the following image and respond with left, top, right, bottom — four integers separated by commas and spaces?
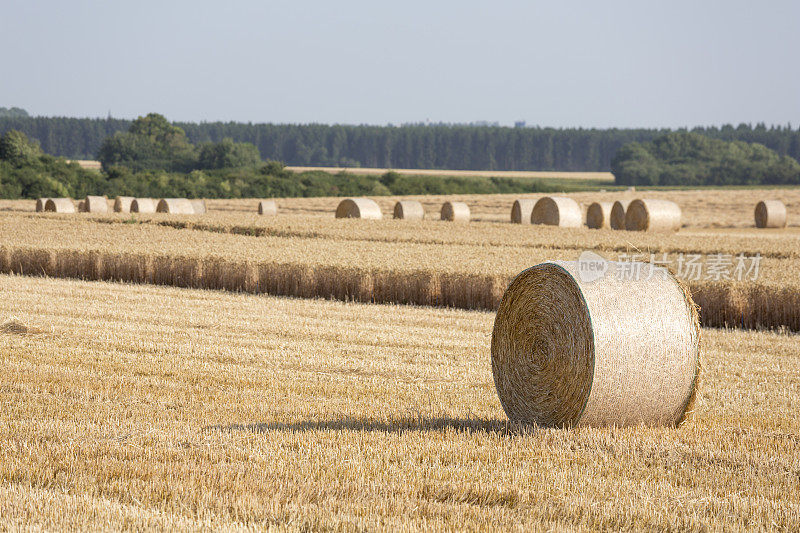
0, 274, 798, 530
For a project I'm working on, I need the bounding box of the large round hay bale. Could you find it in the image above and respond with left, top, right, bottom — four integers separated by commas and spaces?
82, 195, 109, 214
754, 200, 787, 228
491, 260, 700, 427
625, 199, 682, 232
114, 196, 134, 213
586, 202, 614, 229
440, 201, 470, 222
335, 198, 383, 219
510, 199, 536, 224
44, 198, 76, 213
531, 196, 582, 227
35, 198, 51, 212
393, 200, 425, 220
258, 200, 277, 216
190, 199, 207, 215
157, 198, 195, 214
610, 200, 631, 230
130, 198, 157, 214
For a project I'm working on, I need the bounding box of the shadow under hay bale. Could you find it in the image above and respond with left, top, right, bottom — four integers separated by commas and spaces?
393, 200, 425, 220
625, 199, 682, 232
754, 200, 787, 229
335, 198, 382, 219
531, 196, 582, 227
491, 261, 700, 427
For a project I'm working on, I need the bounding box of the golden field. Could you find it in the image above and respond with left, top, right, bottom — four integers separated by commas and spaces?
285, 166, 614, 181
1, 274, 799, 530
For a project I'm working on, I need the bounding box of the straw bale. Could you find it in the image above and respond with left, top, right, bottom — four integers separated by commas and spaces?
531, 196, 582, 227
83, 195, 109, 214
130, 198, 157, 214
393, 200, 425, 220
510, 199, 536, 224
157, 198, 195, 215
625, 199, 682, 232
114, 196, 134, 213
586, 202, 614, 229
44, 198, 76, 213
491, 260, 700, 427
190, 199, 207, 214
35, 198, 50, 212
440, 201, 470, 222
258, 200, 278, 216
610, 200, 631, 230
335, 198, 383, 219
754, 200, 786, 229
77, 200, 86, 212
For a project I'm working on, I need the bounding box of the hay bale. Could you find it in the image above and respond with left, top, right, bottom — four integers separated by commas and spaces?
393, 200, 425, 220
157, 198, 195, 214
531, 196, 582, 227
491, 260, 700, 427
335, 198, 383, 219
77, 200, 86, 212
35, 198, 50, 212
754, 200, 787, 228
440, 201, 470, 222
190, 199, 207, 215
82, 195, 109, 214
44, 198, 76, 213
625, 199, 682, 232
130, 198, 156, 214
258, 200, 278, 216
586, 202, 614, 229
610, 200, 631, 230
114, 196, 134, 213
510, 199, 536, 224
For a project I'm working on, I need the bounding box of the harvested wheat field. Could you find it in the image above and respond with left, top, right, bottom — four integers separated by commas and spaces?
0, 274, 798, 530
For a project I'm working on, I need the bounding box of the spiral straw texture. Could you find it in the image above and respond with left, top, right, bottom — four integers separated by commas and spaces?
157, 198, 195, 214
586, 202, 613, 229
531, 197, 582, 227
393, 200, 425, 220
114, 196, 134, 213
510, 199, 536, 224
625, 199, 682, 232
440, 201, 470, 222
44, 198, 76, 213
335, 198, 383, 219
131, 198, 157, 214
258, 200, 278, 216
754, 200, 787, 228
610, 200, 631, 230
491, 260, 700, 427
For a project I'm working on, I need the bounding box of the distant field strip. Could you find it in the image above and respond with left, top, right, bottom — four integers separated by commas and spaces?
286, 166, 614, 180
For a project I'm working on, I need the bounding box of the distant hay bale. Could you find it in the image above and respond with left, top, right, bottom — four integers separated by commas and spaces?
610, 200, 631, 230
44, 198, 76, 213
35, 198, 50, 212
393, 200, 425, 220
190, 199, 207, 215
130, 198, 157, 214
531, 196, 582, 227
77, 200, 86, 212
258, 200, 278, 216
510, 199, 536, 224
491, 260, 700, 427
625, 199, 682, 232
586, 202, 614, 229
114, 196, 134, 213
440, 201, 470, 222
82, 195, 109, 214
754, 200, 787, 228
335, 198, 383, 219
157, 198, 195, 215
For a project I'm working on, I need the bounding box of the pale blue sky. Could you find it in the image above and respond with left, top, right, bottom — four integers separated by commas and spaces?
2, 0, 798, 128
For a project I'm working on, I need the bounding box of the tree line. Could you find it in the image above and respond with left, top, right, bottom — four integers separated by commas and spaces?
1, 114, 799, 171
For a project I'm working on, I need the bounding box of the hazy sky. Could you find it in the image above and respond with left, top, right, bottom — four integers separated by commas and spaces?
2, 0, 798, 128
